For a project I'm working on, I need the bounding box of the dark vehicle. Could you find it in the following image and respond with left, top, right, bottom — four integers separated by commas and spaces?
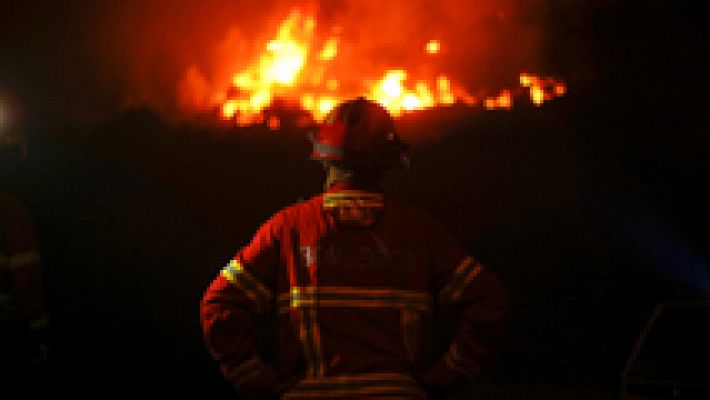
620, 301, 710, 399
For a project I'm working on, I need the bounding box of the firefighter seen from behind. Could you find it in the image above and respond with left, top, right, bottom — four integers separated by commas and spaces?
200, 97, 510, 399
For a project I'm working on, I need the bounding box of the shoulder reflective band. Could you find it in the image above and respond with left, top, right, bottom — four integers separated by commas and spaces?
323, 191, 384, 209
278, 286, 431, 313
438, 256, 483, 304
282, 372, 427, 399
221, 259, 273, 311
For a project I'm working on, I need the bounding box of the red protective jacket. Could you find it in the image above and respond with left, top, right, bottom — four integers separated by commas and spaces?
201, 185, 509, 399
0, 192, 47, 326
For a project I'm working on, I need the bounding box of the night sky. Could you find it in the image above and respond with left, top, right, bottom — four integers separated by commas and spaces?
1, 1, 708, 399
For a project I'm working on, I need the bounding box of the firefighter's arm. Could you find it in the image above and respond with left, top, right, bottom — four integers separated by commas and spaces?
420, 220, 510, 396
7, 202, 50, 364
200, 216, 282, 398
10, 259, 50, 364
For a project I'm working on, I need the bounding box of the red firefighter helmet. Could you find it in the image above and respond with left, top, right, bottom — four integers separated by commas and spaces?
309, 97, 409, 170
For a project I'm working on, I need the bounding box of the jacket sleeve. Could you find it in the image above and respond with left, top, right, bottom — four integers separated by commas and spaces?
422, 218, 510, 394
4, 199, 51, 364
6, 201, 48, 319
200, 214, 282, 396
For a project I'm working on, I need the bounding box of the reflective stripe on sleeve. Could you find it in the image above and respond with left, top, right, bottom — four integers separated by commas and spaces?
438, 256, 483, 304
443, 342, 472, 377
220, 259, 273, 311
224, 354, 265, 388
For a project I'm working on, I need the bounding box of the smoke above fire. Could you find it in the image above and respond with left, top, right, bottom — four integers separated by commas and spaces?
90, 0, 563, 128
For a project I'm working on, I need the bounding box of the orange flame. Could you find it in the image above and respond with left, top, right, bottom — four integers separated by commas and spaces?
216, 10, 566, 127
425, 40, 440, 55
519, 72, 566, 107
484, 90, 512, 110
319, 38, 338, 61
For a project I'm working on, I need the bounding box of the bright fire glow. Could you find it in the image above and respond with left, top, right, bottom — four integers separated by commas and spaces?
215, 10, 566, 127
425, 40, 440, 54
319, 38, 338, 61
484, 90, 512, 110
519, 72, 566, 107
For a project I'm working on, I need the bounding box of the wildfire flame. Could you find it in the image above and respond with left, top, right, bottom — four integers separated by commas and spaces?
425, 40, 440, 55
216, 10, 566, 128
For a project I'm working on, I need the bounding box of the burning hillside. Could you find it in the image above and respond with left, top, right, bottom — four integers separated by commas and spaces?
175, 1, 565, 129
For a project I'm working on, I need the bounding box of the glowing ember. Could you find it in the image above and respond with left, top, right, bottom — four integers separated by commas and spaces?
215, 10, 566, 127
266, 116, 280, 130
425, 40, 440, 54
